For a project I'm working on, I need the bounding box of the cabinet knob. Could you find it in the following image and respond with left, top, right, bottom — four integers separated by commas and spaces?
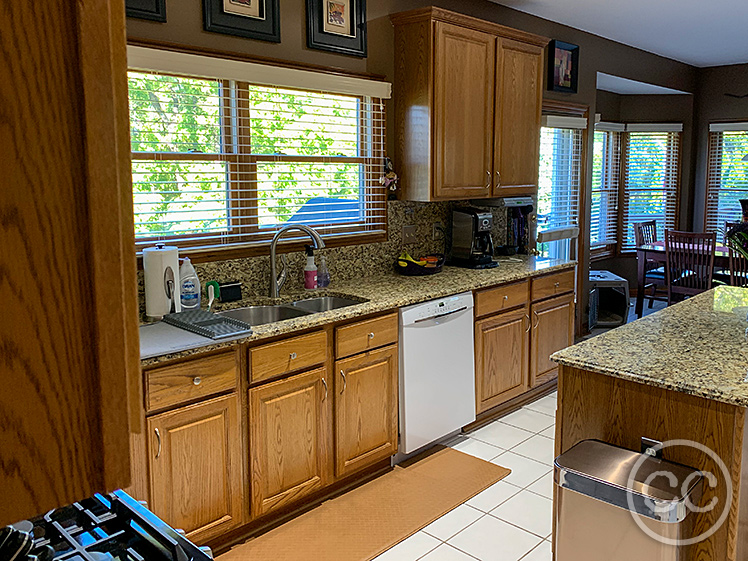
554, 282, 560, 288
368, 332, 375, 340
290, 352, 297, 360
503, 295, 508, 301
192, 376, 202, 386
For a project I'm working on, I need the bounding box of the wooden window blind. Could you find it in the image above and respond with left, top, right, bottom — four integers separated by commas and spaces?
705, 129, 748, 234
128, 70, 386, 254
620, 130, 680, 252
590, 129, 621, 250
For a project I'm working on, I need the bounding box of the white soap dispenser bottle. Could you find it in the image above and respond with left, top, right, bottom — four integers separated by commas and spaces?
179, 257, 201, 310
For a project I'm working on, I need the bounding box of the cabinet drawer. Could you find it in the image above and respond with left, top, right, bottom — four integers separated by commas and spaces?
250, 330, 328, 384
475, 281, 529, 317
146, 352, 237, 413
532, 270, 575, 301
335, 313, 398, 359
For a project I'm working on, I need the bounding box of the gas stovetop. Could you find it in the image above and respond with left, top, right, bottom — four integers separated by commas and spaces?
6, 490, 212, 561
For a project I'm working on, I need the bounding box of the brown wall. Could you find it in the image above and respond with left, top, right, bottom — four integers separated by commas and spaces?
693, 63, 748, 229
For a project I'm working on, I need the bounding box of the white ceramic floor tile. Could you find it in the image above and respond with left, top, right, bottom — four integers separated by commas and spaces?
490, 451, 551, 488
374, 532, 441, 561
526, 472, 553, 500
524, 396, 556, 418
520, 540, 552, 561
466, 480, 521, 512
491, 490, 553, 539
469, 421, 534, 450
447, 514, 543, 561
419, 543, 479, 561
451, 437, 504, 461
510, 435, 556, 466
539, 425, 555, 439
422, 504, 484, 541
498, 408, 555, 433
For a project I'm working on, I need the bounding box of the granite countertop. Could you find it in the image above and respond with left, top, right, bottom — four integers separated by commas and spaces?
141, 255, 575, 366
552, 286, 748, 407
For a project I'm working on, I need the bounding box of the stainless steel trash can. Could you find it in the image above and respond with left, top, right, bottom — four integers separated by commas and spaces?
554, 440, 703, 561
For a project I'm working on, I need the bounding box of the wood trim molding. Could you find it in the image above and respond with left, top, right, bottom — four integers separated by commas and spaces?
126, 37, 387, 82
542, 99, 589, 117
389, 7, 549, 48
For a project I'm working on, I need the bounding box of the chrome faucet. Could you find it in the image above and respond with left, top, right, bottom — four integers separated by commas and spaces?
269, 224, 326, 298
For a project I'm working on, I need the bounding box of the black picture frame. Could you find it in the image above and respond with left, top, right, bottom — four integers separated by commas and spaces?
126, 0, 166, 22
203, 0, 281, 43
547, 40, 579, 94
306, 0, 367, 58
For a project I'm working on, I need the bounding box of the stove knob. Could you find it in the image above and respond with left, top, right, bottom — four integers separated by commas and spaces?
199, 546, 214, 559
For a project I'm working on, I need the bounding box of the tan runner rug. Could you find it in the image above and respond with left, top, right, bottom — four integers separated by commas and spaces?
219, 447, 511, 561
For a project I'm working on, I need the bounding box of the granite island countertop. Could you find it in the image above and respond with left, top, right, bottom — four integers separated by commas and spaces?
141, 255, 575, 366
552, 286, 748, 407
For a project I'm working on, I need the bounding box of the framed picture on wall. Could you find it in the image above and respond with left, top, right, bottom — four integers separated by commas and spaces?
203, 0, 280, 43
126, 0, 166, 22
548, 40, 579, 94
306, 0, 367, 57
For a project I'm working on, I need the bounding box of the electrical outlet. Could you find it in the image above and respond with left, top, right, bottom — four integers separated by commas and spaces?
432, 222, 445, 241
402, 224, 418, 244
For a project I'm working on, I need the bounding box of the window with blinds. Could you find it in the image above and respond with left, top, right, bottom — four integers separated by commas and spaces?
590, 129, 621, 252
620, 129, 680, 251
128, 70, 386, 253
705, 127, 748, 234
537, 125, 583, 259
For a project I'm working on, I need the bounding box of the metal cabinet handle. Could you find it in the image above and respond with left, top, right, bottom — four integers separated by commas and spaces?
340, 369, 347, 394
525, 313, 531, 333
486, 170, 491, 189
192, 376, 202, 386
368, 332, 375, 340
290, 352, 297, 360
321, 377, 328, 401
155, 428, 162, 459
533, 310, 540, 329
496, 170, 502, 188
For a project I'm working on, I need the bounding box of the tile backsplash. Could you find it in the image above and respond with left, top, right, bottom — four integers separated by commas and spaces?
137, 198, 530, 319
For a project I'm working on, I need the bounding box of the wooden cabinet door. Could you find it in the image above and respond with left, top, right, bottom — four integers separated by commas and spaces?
148, 394, 244, 544
249, 367, 331, 518
493, 38, 543, 196
475, 308, 530, 413
531, 293, 575, 387
334, 345, 398, 478
433, 21, 495, 200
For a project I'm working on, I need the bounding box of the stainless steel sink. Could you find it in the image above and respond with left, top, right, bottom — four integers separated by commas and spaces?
218, 305, 310, 326
289, 296, 365, 313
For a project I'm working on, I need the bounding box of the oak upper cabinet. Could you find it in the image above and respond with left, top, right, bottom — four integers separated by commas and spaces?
148, 394, 244, 543
433, 22, 495, 199
334, 345, 398, 478
392, 7, 548, 202
475, 307, 530, 413
530, 292, 575, 387
249, 367, 331, 518
493, 39, 544, 196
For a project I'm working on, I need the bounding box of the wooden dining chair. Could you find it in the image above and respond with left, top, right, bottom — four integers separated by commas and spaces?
664, 230, 717, 305
714, 221, 741, 284
729, 247, 748, 287
634, 220, 666, 308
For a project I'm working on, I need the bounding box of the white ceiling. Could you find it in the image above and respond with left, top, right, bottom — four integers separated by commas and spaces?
489, 0, 748, 67
596, 73, 690, 95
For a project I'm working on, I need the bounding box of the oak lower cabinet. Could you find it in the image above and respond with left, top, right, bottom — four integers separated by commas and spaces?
475, 307, 530, 413
147, 394, 244, 543
334, 344, 399, 478
530, 292, 575, 387
248, 367, 331, 518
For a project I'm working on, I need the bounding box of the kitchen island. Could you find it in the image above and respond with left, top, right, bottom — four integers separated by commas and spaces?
552, 286, 748, 561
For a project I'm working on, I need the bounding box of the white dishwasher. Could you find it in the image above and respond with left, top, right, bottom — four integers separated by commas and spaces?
399, 292, 476, 454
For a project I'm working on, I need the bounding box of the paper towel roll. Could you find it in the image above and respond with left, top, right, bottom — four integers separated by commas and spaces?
144, 244, 181, 319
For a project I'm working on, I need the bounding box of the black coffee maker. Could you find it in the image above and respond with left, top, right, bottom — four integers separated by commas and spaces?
450, 208, 498, 269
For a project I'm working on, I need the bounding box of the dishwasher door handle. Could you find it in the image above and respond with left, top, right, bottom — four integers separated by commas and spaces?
413, 306, 469, 324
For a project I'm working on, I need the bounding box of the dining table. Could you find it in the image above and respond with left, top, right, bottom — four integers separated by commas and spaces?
635, 241, 731, 318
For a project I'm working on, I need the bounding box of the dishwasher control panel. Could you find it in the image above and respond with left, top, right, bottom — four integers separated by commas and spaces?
400, 292, 474, 326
